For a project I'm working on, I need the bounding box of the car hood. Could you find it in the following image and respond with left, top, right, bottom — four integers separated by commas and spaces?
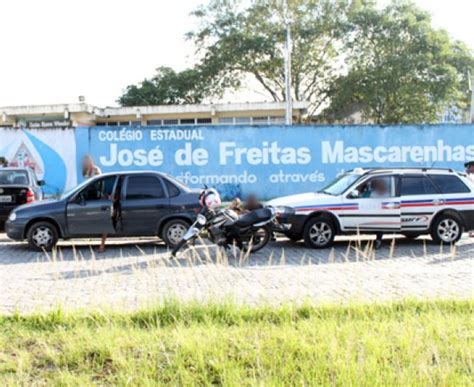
268, 192, 339, 207
14, 199, 64, 214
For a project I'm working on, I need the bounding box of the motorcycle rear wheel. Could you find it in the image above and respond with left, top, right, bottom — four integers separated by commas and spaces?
246, 227, 271, 253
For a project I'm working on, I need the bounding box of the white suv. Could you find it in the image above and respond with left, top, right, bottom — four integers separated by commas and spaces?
270, 168, 474, 248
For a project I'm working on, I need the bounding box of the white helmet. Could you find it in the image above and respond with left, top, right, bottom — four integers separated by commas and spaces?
199, 188, 221, 209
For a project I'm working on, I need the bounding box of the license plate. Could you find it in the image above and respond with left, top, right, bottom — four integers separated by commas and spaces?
0, 195, 12, 203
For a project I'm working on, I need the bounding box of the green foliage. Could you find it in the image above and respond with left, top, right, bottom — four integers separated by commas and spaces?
322, 1, 474, 123
117, 66, 226, 106
117, 0, 473, 123
189, 0, 352, 116
0, 299, 473, 385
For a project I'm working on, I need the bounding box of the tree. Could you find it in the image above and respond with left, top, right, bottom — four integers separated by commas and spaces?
189, 0, 354, 117
321, 1, 474, 124
117, 66, 225, 106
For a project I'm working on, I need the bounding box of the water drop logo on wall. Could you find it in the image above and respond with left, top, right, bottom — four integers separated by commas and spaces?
9, 142, 44, 175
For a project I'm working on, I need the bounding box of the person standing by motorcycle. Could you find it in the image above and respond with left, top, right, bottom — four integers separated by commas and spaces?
244, 194, 264, 212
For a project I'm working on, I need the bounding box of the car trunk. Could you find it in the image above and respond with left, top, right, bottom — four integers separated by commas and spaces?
0, 185, 31, 206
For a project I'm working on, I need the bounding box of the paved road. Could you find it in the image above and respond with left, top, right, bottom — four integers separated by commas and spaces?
0, 233, 472, 314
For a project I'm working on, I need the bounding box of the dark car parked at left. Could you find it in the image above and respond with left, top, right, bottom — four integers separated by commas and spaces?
5, 171, 201, 250
0, 167, 44, 227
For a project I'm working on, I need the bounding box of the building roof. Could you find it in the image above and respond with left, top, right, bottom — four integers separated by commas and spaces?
1, 101, 308, 118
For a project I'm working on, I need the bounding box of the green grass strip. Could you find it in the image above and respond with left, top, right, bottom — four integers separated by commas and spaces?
1, 299, 472, 385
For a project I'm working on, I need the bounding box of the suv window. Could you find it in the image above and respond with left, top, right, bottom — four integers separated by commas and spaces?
126, 176, 165, 200
400, 176, 438, 196
429, 175, 470, 194
79, 176, 116, 201
163, 178, 180, 197
352, 176, 395, 198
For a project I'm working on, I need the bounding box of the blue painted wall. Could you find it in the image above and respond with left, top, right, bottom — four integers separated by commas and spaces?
75, 124, 474, 199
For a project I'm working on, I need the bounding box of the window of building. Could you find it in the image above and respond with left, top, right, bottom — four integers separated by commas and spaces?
197, 118, 212, 124
130, 121, 141, 126
252, 116, 269, 124
400, 176, 439, 196
269, 116, 285, 124
235, 117, 251, 124
147, 119, 162, 126
106, 122, 118, 126
163, 119, 179, 125
180, 118, 196, 125
96, 122, 106, 126
218, 117, 234, 124
119, 121, 130, 126
429, 175, 470, 194
126, 176, 164, 200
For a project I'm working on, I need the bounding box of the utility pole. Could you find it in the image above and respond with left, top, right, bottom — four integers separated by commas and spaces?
283, 0, 293, 125
469, 71, 474, 123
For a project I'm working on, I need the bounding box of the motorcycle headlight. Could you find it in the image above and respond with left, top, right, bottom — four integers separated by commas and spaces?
197, 214, 206, 225
8, 212, 17, 222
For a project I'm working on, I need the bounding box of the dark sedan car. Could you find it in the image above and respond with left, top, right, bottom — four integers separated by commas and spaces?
5, 171, 200, 250
0, 167, 44, 227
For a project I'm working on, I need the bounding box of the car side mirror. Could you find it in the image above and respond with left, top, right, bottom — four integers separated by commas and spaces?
348, 190, 360, 199
38, 180, 45, 186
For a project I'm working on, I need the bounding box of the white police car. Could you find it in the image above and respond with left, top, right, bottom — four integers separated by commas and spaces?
269, 168, 474, 248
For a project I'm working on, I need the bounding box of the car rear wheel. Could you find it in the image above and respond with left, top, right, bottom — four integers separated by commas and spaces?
430, 214, 463, 245
162, 219, 190, 248
27, 221, 59, 251
303, 216, 335, 249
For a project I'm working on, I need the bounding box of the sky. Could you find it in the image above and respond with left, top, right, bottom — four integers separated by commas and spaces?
0, 0, 472, 108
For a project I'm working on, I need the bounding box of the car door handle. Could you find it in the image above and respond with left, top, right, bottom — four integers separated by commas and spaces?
383, 202, 400, 209
432, 199, 444, 205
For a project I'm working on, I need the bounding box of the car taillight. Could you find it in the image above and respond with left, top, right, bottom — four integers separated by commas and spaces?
26, 189, 35, 203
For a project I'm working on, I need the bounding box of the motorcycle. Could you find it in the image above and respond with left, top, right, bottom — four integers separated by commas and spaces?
171, 188, 293, 257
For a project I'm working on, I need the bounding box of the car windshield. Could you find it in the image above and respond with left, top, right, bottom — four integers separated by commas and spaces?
0, 170, 30, 185
319, 173, 362, 196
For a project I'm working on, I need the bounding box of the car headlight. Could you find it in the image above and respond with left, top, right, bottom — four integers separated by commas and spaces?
8, 212, 17, 222
274, 206, 295, 216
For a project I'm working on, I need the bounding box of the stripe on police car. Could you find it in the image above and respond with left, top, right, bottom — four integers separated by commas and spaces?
339, 214, 399, 218
295, 203, 359, 212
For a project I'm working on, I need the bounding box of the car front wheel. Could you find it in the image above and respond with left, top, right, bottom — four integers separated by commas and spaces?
430, 214, 463, 245
27, 221, 59, 251
303, 216, 336, 249
161, 219, 190, 248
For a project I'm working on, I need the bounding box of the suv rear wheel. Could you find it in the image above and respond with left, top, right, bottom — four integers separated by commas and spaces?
430, 214, 463, 245
303, 216, 336, 249
162, 219, 190, 248
27, 221, 59, 251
